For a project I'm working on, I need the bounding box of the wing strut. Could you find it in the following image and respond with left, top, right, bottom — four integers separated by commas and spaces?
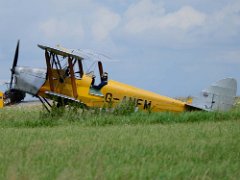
78, 59, 84, 78
98, 61, 103, 78
68, 57, 78, 98
45, 50, 54, 91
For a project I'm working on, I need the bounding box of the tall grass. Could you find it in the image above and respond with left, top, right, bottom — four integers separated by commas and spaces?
0, 104, 240, 179
0, 120, 239, 179
1, 104, 240, 128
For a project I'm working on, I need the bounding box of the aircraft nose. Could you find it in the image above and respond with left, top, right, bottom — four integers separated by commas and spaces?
13, 66, 46, 95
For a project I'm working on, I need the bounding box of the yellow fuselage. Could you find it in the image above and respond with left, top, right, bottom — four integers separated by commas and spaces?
38, 75, 187, 112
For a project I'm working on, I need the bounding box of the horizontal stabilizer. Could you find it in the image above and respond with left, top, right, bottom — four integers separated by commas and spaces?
187, 78, 237, 111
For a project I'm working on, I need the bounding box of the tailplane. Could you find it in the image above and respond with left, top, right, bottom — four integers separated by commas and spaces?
187, 78, 237, 111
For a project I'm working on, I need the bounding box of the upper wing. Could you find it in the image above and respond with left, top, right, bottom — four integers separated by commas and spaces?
38, 44, 84, 60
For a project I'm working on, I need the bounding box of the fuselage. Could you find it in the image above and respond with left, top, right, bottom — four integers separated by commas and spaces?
38, 74, 187, 112
13, 66, 187, 112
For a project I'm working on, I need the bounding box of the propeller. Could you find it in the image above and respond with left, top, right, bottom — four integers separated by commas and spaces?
9, 40, 19, 89
3, 40, 26, 105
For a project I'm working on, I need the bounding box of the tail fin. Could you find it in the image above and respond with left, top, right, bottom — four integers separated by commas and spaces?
187, 78, 237, 111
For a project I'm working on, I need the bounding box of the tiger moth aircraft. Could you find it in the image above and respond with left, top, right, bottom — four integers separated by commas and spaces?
1, 41, 237, 112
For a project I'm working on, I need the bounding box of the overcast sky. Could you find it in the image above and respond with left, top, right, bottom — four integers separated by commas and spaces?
0, 0, 240, 97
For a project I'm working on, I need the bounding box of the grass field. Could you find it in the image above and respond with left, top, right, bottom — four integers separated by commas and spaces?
0, 106, 240, 179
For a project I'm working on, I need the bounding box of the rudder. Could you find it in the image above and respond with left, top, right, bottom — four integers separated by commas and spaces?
189, 78, 237, 111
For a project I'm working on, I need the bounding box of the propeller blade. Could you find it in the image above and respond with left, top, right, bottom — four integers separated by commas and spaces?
12, 40, 19, 71
9, 40, 20, 89
9, 74, 14, 89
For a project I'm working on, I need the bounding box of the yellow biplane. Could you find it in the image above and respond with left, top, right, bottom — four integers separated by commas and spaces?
2, 41, 237, 112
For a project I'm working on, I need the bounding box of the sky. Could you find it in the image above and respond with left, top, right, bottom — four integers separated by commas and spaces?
0, 0, 240, 97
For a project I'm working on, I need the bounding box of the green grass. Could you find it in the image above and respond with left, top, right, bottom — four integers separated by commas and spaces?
0, 107, 240, 179
1, 106, 240, 127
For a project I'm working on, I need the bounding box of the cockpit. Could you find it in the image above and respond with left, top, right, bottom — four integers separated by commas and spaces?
38, 45, 109, 97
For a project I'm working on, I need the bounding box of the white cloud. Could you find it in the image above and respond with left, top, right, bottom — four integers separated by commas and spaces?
125, 0, 165, 19
39, 18, 84, 40
91, 7, 121, 41
123, 1, 206, 34
160, 6, 206, 30
199, 1, 240, 40
120, 0, 240, 49
38, 2, 121, 43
